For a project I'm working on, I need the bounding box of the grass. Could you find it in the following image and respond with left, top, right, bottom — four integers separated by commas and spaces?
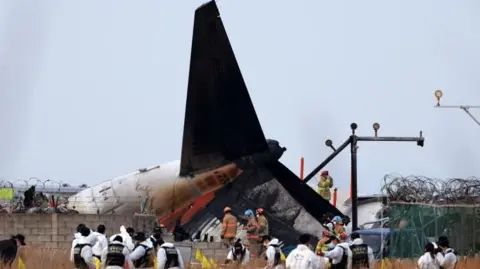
8, 247, 480, 269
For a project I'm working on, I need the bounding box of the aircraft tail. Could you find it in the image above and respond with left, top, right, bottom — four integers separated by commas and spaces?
179, 0, 268, 177
178, 1, 344, 246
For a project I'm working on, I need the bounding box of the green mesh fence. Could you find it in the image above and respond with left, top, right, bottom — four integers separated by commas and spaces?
388, 202, 480, 258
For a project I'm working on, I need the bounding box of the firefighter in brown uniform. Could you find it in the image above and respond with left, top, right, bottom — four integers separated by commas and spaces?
256, 208, 269, 257
221, 207, 238, 247
244, 209, 260, 258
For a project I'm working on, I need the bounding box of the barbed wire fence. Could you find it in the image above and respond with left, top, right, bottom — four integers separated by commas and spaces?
0, 178, 90, 214
381, 174, 480, 257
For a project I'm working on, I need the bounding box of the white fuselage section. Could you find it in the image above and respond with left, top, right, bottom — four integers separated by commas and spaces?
69, 162, 384, 231
68, 160, 181, 214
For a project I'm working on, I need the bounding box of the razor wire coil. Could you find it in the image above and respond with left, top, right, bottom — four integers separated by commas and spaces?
382, 174, 480, 204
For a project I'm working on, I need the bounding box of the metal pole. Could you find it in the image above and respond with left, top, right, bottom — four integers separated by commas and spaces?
305, 122, 424, 230
461, 107, 480, 126
350, 134, 359, 231
433, 89, 480, 127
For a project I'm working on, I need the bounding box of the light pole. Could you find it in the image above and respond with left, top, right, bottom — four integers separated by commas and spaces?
303, 123, 424, 231
434, 89, 480, 126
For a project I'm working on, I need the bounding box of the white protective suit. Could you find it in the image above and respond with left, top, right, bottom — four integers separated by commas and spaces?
70, 230, 100, 262
72, 236, 96, 268
157, 242, 185, 269
349, 238, 374, 269
109, 226, 135, 251
286, 244, 324, 269
418, 252, 440, 269
325, 242, 352, 269
226, 243, 251, 265
265, 238, 284, 269
435, 248, 457, 269
92, 233, 109, 258
101, 238, 134, 269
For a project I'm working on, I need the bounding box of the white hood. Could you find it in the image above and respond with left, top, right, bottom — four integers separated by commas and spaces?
351, 238, 364, 245
110, 225, 134, 251
160, 242, 174, 248
268, 238, 280, 246
74, 230, 99, 245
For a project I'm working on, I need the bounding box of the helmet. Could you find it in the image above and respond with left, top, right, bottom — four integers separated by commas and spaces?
332, 216, 342, 223
244, 209, 254, 216
256, 208, 264, 214
322, 230, 330, 237
321, 170, 329, 176
339, 232, 348, 240
224, 206, 232, 213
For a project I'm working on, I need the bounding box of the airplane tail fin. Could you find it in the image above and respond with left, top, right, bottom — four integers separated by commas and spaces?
179, 1, 268, 177
178, 1, 345, 246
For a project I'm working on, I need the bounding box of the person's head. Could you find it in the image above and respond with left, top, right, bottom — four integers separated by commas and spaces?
332, 216, 343, 227
437, 236, 450, 249
13, 234, 26, 246
97, 224, 106, 234
152, 227, 162, 238
425, 242, 435, 253
321, 230, 331, 239
299, 234, 311, 245
133, 232, 146, 243
112, 235, 123, 243
76, 223, 86, 233
154, 238, 165, 251
126, 227, 135, 236
324, 213, 333, 223
262, 235, 271, 246
321, 170, 329, 177
256, 208, 264, 216
329, 235, 340, 246
244, 209, 254, 219
80, 226, 91, 237
350, 232, 360, 241
224, 206, 232, 214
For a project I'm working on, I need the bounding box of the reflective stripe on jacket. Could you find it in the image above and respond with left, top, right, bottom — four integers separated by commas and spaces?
221, 213, 238, 238
246, 219, 259, 240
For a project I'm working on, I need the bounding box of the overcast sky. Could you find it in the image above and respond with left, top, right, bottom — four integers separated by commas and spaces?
1, 0, 479, 194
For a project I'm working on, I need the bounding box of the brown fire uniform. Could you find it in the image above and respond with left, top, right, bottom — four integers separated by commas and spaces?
257, 215, 269, 256
221, 213, 238, 246
246, 218, 260, 257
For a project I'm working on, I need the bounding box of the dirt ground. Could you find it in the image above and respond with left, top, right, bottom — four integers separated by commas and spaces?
9, 247, 480, 269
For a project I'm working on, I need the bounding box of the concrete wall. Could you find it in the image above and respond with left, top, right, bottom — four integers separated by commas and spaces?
0, 213, 157, 249
0, 214, 229, 262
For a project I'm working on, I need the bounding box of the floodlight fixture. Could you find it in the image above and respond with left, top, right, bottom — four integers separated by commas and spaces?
434, 90, 443, 106
373, 122, 380, 137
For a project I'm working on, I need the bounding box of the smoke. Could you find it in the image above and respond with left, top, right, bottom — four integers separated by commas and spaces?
0, 2, 51, 176
148, 179, 196, 217
148, 164, 242, 217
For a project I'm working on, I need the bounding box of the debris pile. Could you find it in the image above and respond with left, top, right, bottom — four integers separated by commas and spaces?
1, 186, 78, 214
